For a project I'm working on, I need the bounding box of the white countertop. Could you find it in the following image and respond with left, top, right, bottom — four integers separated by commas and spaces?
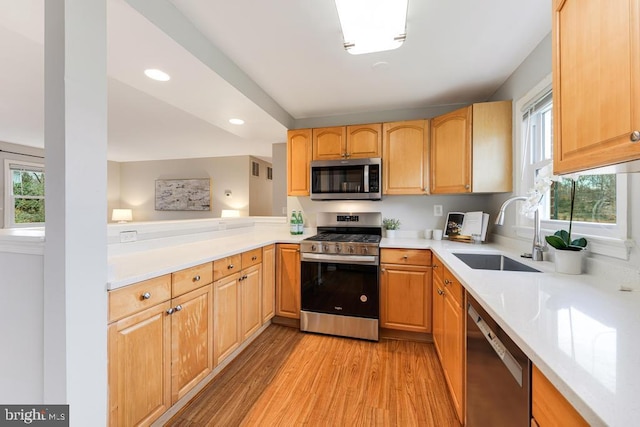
107, 229, 638, 426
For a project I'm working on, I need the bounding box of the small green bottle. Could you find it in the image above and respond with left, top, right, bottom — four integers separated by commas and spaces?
290, 211, 297, 235
296, 211, 304, 235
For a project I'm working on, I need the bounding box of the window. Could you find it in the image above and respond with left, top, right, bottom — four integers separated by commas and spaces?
252, 161, 260, 177
267, 166, 273, 180
4, 160, 45, 227
516, 75, 628, 258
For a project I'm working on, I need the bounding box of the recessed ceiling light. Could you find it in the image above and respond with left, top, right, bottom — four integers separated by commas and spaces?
229, 118, 245, 125
144, 69, 170, 81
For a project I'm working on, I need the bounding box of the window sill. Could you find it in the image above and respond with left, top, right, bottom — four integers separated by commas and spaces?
514, 226, 631, 260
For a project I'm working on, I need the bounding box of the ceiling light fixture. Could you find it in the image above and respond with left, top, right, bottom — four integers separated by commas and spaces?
335, 0, 408, 55
229, 118, 245, 125
144, 68, 171, 81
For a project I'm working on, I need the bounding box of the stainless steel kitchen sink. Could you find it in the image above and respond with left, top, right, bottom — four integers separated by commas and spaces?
453, 253, 541, 272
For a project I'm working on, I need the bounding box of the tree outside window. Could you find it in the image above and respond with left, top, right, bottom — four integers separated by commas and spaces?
8, 162, 45, 225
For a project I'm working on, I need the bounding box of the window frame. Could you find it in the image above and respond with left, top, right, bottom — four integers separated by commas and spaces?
514, 74, 629, 259
4, 159, 45, 228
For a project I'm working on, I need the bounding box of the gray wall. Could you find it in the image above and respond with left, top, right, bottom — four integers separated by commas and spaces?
115, 156, 252, 221
248, 156, 273, 216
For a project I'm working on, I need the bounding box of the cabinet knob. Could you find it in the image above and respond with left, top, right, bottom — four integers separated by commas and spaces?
345, 153, 351, 158
433, 264, 438, 269
252, 256, 257, 261
166, 307, 175, 315
437, 288, 444, 296
631, 130, 640, 142
141, 292, 151, 300
402, 255, 408, 259
175, 305, 182, 312
381, 268, 386, 272
193, 275, 201, 282
444, 279, 451, 285
228, 264, 234, 270
465, 184, 470, 190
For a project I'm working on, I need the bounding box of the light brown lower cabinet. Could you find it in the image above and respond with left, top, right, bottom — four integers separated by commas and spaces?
532, 365, 588, 427
431, 255, 465, 424
275, 243, 300, 319
262, 244, 276, 323
380, 248, 432, 333
108, 266, 214, 427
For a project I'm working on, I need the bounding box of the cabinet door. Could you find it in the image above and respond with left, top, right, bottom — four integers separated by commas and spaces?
213, 273, 241, 365
380, 263, 431, 332
553, 0, 640, 174
443, 291, 464, 423
312, 126, 346, 160
276, 244, 300, 319
382, 120, 429, 194
347, 124, 382, 158
262, 244, 276, 324
430, 106, 471, 194
241, 264, 262, 340
108, 301, 171, 427
532, 365, 589, 427
472, 100, 512, 193
287, 129, 312, 195
170, 284, 213, 403
432, 274, 445, 360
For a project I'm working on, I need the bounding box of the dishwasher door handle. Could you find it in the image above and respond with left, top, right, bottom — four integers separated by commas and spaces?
468, 303, 524, 387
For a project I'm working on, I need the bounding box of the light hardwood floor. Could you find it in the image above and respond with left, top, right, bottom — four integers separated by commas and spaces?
168, 324, 461, 426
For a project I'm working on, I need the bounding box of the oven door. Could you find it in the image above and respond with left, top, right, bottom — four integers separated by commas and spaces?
301, 254, 379, 319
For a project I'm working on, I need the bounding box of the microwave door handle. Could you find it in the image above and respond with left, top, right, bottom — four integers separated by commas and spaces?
364, 164, 369, 193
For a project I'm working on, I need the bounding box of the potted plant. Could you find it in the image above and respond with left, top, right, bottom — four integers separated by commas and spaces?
383, 218, 401, 238
544, 178, 588, 274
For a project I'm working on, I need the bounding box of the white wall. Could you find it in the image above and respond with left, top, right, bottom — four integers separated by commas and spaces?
272, 143, 287, 216
0, 252, 44, 403
107, 160, 121, 219
116, 156, 251, 220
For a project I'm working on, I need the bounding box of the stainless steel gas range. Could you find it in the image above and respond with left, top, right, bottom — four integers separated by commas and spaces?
300, 212, 382, 341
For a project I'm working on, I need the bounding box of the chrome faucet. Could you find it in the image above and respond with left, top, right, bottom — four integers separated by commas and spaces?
495, 196, 545, 261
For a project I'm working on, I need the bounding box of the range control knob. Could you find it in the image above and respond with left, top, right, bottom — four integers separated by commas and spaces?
311, 244, 317, 251
323, 244, 329, 253
362, 246, 369, 255
348, 246, 355, 254
335, 244, 342, 253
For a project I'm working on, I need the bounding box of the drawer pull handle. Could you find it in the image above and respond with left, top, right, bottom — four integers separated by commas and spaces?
403, 255, 408, 259
228, 264, 234, 270
141, 292, 151, 300
252, 256, 257, 261
193, 275, 201, 282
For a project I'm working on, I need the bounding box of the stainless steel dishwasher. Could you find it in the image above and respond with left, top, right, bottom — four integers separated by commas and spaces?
466, 293, 530, 426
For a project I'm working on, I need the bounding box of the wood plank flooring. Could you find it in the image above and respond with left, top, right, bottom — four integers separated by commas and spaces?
167, 325, 461, 427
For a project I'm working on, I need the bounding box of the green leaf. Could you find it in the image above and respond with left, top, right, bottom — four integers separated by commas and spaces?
545, 235, 568, 249
553, 230, 571, 246
570, 237, 588, 248
566, 245, 585, 251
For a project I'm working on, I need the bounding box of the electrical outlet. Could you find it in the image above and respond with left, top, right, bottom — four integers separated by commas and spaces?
434, 205, 443, 216
119, 230, 137, 243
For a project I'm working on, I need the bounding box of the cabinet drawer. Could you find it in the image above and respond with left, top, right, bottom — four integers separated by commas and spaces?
432, 255, 445, 283
172, 262, 213, 297
213, 254, 242, 281
108, 275, 171, 322
381, 248, 432, 266
241, 248, 262, 269
443, 269, 463, 306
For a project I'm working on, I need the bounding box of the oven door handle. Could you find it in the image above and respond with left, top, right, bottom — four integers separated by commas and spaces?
301, 252, 379, 265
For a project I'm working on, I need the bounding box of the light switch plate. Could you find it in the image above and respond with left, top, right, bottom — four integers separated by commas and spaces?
119, 230, 137, 243
434, 205, 443, 216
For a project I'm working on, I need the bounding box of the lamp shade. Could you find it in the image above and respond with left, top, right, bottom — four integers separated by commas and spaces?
112, 209, 133, 223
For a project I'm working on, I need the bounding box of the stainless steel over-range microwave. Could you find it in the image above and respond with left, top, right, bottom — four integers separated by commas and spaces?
310, 157, 381, 201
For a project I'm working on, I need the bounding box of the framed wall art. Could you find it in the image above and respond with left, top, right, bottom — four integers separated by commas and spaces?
155, 178, 211, 211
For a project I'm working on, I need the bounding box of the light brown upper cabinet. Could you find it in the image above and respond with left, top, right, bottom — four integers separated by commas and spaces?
430, 100, 512, 194
287, 129, 312, 196
312, 124, 382, 160
382, 120, 429, 195
553, 0, 640, 174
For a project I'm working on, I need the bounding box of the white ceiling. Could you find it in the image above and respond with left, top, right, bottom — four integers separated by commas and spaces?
0, 0, 551, 162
